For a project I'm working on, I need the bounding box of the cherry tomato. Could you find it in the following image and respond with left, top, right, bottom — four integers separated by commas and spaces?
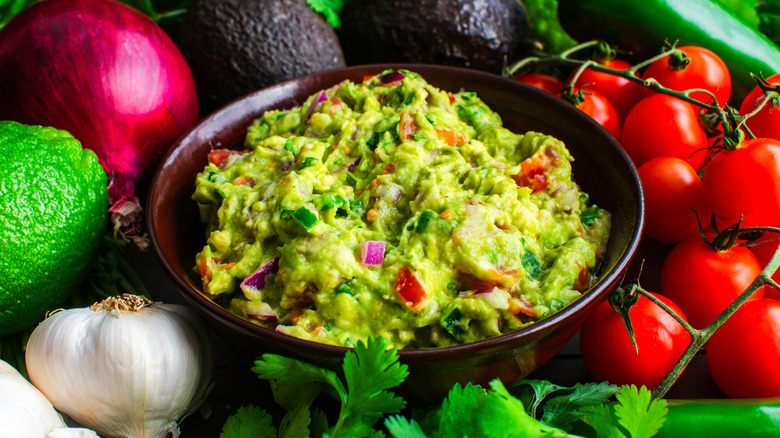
515, 73, 565, 95
703, 137, 780, 228
706, 298, 780, 398
660, 237, 765, 329
739, 73, 780, 142
568, 58, 644, 123
748, 231, 780, 300
638, 156, 712, 243
579, 292, 690, 390
642, 46, 731, 106
562, 87, 620, 139
620, 94, 708, 169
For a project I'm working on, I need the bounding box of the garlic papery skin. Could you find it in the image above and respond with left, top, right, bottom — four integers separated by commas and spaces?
25, 294, 214, 438
0, 359, 67, 437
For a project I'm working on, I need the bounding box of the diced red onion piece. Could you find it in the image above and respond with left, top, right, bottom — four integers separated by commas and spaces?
240, 256, 280, 292
246, 302, 278, 322
304, 90, 329, 121
474, 287, 510, 310
376, 182, 404, 205
347, 157, 361, 171
276, 325, 293, 335
379, 71, 405, 84
360, 240, 386, 266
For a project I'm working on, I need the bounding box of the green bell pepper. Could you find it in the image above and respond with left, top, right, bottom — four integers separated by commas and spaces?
557, 0, 780, 103
657, 397, 780, 437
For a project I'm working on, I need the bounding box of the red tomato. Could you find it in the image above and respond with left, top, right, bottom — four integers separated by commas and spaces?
660, 237, 765, 329
620, 94, 708, 169
703, 137, 780, 228
579, 292, 691, 390
748, 231, 780, 300
395, 266, 427, 310
638, 156, 712, 243
706, 298, 780, 398
642, 46, 731, 106
739, 73, 780, 142
515, 73, 565, 95
563, 88, 620, 139
568, 58, 644, 123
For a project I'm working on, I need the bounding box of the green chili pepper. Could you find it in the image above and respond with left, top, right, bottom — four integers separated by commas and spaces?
656, 398, 780, 437
522, 0, 578, 54
557, 0, 780, 103
292, 207, 317, 230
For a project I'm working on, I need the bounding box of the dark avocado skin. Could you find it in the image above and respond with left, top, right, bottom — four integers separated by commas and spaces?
338, 0, 529, 73
177, 0, 346, 115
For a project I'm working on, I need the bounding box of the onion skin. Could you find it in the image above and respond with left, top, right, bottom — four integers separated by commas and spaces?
0, 0, 198, 248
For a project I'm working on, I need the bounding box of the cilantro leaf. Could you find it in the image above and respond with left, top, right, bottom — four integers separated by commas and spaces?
306, 0, 346, 28
336, 337, 409, 434
581, 404, 628, 438
613, 385, 667, 438
384, 415, 429, 438
252, 353, 346, 394
436, 380, 571, 438
220, 405, 277, 438
513, 379, 567, 418
542, 382, 621, 431
271, 380, 321, 438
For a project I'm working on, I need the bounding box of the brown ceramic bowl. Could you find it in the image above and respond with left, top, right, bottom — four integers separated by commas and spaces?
147, 64, 643, 402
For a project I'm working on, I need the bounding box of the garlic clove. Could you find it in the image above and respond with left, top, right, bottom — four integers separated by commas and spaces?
0, 359, 66, 438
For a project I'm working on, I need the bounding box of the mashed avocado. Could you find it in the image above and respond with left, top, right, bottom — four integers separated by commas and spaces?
192, 70, 611, 349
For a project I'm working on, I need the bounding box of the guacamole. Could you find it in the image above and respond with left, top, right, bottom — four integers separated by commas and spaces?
192, 70, 611, 349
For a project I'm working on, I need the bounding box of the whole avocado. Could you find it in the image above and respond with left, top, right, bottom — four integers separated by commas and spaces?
338, 0, 530, 73
177, 0, 346, 114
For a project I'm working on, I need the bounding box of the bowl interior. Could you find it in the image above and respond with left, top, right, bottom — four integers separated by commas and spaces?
148, 64, 643, 380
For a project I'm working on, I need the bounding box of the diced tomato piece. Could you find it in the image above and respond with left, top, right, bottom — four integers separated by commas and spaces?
395, 266, 427, 310
447, 92, 456, 104
197, 257, 223, 295
435, 129, 466, 146
363, 74, 376, 83
514, 151, 556, 193
208, 148, 241, 167
398, 112, 418, 141
383, 163, 398, 174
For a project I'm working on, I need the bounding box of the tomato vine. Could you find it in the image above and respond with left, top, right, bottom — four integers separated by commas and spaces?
506, 39, 780, 400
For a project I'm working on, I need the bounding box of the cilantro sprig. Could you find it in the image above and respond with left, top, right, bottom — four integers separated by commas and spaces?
220, 336, 670, 438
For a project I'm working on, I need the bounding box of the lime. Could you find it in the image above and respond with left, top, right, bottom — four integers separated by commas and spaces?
0, 120, 108, 336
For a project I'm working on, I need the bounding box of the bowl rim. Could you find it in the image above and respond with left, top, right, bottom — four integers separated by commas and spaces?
148, 63, 644, 359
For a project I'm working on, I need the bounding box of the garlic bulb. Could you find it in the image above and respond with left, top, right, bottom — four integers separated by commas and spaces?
0, 359, 67, 437
26, 294, 214, 438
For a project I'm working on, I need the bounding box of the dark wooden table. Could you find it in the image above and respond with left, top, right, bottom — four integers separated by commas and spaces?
118, 238, 725, 437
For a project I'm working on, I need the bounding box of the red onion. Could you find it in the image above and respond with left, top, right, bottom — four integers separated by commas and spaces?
240, 256, 280, 293
0, 0, 198, 248
473, 287, 510, 310
379, 71, 405, 84
304, 90, 329, 121
246, 302, 278, 323
359, 240, 386, 266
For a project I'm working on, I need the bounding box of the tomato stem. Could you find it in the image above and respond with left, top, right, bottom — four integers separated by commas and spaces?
627, 226, 780, 399
505, 40, 743, 147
